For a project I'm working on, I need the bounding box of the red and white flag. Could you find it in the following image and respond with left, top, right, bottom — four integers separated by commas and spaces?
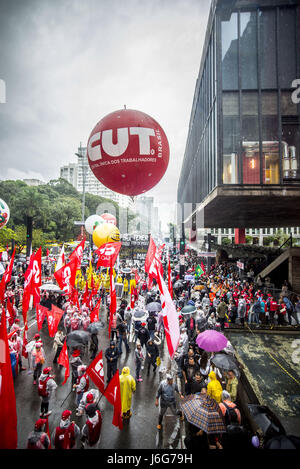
144, 236, 157, 274
22, 252, 35, 323
54, 256, 78, 296
0, 309, 18, 448
55, 244, 65, 272
146, 238, 164, 284
58, 341, 69, 386
46, 305, 64, 338
32, 247, 42, 307
108, 258, 117, 338
86, 350, 105, 395
69, 238, 86, 270
96, 241, 122, 269
157, 271, 180, 360
0, 248, 16, 304
104, 370, 123, 430
90, 297, 101, 323
36, 303, 48, 331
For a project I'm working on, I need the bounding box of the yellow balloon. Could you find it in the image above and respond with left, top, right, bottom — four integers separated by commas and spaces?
93, 222, 120, 248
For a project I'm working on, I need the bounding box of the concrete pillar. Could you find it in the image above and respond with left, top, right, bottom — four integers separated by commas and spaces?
235, 228, 246, 244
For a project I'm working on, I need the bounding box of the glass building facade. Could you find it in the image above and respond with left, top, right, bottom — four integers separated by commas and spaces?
178, 0, 300, 206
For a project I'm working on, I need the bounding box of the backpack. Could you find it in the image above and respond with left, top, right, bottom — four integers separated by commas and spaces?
223, 401, 239, 426
38, 376, 51, 397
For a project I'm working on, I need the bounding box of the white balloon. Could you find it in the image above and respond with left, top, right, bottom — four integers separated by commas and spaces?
85, 215, 105, 235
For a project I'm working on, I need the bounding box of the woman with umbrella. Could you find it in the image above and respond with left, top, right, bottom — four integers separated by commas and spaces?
145, 339, 159, 375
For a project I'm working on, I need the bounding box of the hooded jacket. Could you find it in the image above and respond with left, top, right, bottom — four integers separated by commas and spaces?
207, 371, 223, 404
119, 367, 136, 413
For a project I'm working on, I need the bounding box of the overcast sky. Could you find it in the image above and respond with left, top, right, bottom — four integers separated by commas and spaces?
0, 0, 211, 230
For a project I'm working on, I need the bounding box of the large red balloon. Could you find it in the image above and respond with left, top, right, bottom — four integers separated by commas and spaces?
87, 109, 169, 197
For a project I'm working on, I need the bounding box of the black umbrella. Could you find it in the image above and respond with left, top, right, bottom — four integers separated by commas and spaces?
146, 302, 162, 313
66, 330, 90, 347
211, 352, 239, 373
248, 405, 286, 437
132, 310, 148, 322
87, 322, 105, 334
173, 280, 183, 289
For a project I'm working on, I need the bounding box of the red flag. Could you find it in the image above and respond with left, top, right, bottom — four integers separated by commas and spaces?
96, 242, 122, 269
200, 261, 206, 276
22, 322, 28, 359
0, 309, 18, 448
86, 350, 105, 395
69, 238, 86, 270
57, 341, 69, 386
46, 248, 50, 257
144, 236, 157, 274
22, 252, 35, 322
168, 256, 173, 299
0, 248, 16, 304
108, 257, 116, 337
82, 280, 89, 306
32, 247, 42, 307
54, 256, 78, 296
36, 303, 48, 331
90, 297, 101, 323
104, 370, 123, 430
46, 305, 64, 338
130, 292, 135, 309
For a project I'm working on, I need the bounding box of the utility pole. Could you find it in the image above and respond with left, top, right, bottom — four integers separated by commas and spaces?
26, 216, 33, 259
179, 204, 185, 280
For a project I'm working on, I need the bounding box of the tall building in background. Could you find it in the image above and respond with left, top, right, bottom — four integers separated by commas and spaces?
59, 144, 134, 209
134, 196, 160, 236
177, 0, 300, 238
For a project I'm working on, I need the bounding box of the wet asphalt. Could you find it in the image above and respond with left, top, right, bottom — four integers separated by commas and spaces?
14, 301, 182, 450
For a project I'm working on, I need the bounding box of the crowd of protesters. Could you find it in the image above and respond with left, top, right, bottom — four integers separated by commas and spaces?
0, 247, 300, 450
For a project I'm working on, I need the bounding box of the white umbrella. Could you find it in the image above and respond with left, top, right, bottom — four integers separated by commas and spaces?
39, 283, 63, 292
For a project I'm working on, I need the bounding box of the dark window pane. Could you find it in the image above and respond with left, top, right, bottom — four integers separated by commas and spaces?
222, 13, 238, 90
278, 7, 296, 89
242, 92, 260, 184
223, 92, 239, 183
240, 12, 258, 89
259, 10, 277, 89
261, 92, 280, 184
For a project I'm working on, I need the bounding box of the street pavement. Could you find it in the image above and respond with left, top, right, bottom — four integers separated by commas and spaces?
14, 300, 185, 449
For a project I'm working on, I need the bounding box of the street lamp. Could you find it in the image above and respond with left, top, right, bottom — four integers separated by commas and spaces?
75, 143, 88, 237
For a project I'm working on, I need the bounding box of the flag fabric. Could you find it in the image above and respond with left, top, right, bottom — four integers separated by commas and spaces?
195, 264, 204, 278
145, 237, 164, 284
104, 370, 123, 430
22, 252, 35, 323
46, 305, 64, 338
144, 236, 157, 274
55, 244, 65, 272
96, 242, 122, 269
86, 350, 105, 395
108, 257, 117, 337
32, 247, 42, 307
58, 341, 70, 386
54, 256, 78, 296
201, 262, 206, 276
69, 238, 86, 270
22, 322, 28, 359
157, 271, 180, 359
0, 248, 16, 304
0, 310, 18, 448
90, 298, 101, 323
36, 304, 48, 331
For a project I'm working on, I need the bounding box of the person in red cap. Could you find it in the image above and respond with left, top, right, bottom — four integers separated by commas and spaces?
27, 418, 50, 449
76, 389, 100, 416
52, 410, 80, 449
38, 367, 57, 417
80, 404, 102, 449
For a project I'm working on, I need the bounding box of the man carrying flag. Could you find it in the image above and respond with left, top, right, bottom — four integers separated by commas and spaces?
57, 340, 70, 385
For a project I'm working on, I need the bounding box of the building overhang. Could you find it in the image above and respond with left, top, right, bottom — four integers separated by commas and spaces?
184, 184, 300, 228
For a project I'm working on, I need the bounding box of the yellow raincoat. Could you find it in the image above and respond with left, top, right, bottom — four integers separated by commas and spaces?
119, 367, 136, 414
123, 278, 129, 293
207, 371, 223, 403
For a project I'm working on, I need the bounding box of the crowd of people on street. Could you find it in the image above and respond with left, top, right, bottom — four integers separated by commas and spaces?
0, 246, 299, 450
